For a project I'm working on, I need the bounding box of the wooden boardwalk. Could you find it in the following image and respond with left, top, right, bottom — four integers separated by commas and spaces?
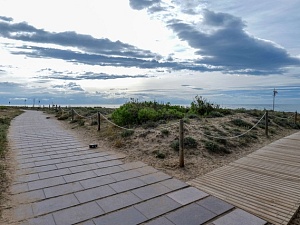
188, 131, 300, 225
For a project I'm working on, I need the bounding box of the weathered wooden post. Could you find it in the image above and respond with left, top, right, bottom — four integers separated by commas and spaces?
179, 119, 184, 167
97, 112, 101, 131
265, 110, 269, 137
71, 109, 74, 121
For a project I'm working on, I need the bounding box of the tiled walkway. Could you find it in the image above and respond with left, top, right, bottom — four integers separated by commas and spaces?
3, 110, 267, 225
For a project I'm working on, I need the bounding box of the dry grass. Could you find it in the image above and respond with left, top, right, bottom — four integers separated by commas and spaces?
0, 107, 22, 216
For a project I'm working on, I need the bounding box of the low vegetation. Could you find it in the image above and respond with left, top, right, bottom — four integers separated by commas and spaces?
0, 107, 22, 214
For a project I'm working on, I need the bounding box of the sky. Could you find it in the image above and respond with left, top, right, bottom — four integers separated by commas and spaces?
0, 0, 300, 108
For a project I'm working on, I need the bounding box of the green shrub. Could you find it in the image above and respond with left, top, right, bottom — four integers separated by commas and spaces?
190, 95, 216, 116
111, 100, 185, 126
142, 121, 158, 129
161, 129, 170, 136
138, 108, 159, 123
121, 130, 134, 138
170, 140, 179, 151
208, 111, 224, 118
170, 137, 198, 151
204, 141, 230, 154
184, 136, 198, 148
154, 150, 166, 159
231, 119, 253, 129
111, 102, 139, 126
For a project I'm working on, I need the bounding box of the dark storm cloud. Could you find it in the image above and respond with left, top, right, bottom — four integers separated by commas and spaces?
168, 10, 300, 74
0, 18, 158, 59
129, 0, 161, 10
12, 45, 214, 72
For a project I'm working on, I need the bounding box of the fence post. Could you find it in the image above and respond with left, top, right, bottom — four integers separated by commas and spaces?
265, 110, 269, 137
295, 111, 298, 124
97, 112, 101, 131
71, 109, 74, 121
179, 119, 184, 167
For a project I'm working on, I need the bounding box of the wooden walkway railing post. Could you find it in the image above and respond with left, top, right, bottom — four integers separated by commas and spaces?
265, 110, 269, 137
179, 119, 184, 167
97, 112, 101, 131
71, 109, 74, 121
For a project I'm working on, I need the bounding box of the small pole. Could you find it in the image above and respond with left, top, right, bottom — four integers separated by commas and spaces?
179, 119, 184, 167
97, 112, 101, 131
265, 110, 269, 137
71, 109, 74, 121
295, 111, 298, 124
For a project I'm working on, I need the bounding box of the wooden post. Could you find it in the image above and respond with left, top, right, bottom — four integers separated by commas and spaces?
97, 112, 101, 131
71, 109, 74, 121
179, 119, 184, 167
265, 110, 269, 137
295, 111, 298, 124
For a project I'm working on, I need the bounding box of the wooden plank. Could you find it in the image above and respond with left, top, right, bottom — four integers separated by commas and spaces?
192, 171, 300, 203
188, 131, 300, 225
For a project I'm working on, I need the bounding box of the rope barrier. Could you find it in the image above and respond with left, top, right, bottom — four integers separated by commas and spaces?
192, 112, 266, 140
99, 112, 134, 131
73, 109, 98, 120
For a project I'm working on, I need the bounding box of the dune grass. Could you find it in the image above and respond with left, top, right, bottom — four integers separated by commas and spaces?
0, 107, 22, 214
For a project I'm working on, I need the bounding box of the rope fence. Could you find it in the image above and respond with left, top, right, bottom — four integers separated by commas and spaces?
52, 107, 298, 167
194, 112, 266, 140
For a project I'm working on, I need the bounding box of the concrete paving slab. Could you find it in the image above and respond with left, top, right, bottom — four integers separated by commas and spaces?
93, 165, 124, 176
79, 175, 116, 189
212, 209, 267, 225
63, 170, 97, 183
96, 191, 142, 213
28, 176, 66, 191
109, 177, 146, 193
132, 183, 171, 200
197, 196, 234, 215
134, 195, 181, 219
159, 178, 189, 190
166, 203, 216, 225
138, 172, 172, 184
52, 202, 104, 225
74, 185, 116, 203
32, 194, 79, 216
39, 168, 71, 179
167, 187, 209, 205
110, 169, 143, 181
144, 217, 175, 225
93, 207, 147, 225
44, 182, 84, 198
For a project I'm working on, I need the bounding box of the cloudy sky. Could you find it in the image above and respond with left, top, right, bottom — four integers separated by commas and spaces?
1, 0, 300, 107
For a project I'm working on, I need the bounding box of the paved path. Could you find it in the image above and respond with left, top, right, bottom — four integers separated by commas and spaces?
3, 110, 266, 225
